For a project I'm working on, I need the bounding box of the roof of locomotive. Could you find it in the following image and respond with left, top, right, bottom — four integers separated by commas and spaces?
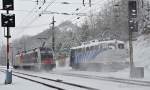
71, 39, 125, 50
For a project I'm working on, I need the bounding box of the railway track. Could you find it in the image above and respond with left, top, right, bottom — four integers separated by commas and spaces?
2, 69, 150, 89
48, 71, 150, 87
1, 70, 99, 90
13, 74, 65, 90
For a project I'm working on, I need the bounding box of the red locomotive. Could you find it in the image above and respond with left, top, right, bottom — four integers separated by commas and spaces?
14, 47, 56, 70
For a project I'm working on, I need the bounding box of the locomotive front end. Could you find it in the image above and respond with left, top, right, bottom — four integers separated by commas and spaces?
40, 47, 56, 70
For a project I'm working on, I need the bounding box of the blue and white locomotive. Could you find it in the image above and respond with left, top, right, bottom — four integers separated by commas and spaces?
70, 39, 129, 71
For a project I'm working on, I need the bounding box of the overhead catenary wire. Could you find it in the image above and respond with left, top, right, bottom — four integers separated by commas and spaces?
37, 0, 101, 22
23, 0, 56, 28
15, 0, 118, 37
16, 0, 54, 31
16, 1, 45, 27
25, 0, 56, 25
65, 0, 109, 24
14, 0, 107, 35
18, 7, 37, 24
17, 0, 114, 29
70, 0, 122, 25
15, 0, 57, 35
21, 0, 104, 25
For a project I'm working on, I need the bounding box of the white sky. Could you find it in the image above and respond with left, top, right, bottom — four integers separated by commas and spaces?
0, 0, 108, 45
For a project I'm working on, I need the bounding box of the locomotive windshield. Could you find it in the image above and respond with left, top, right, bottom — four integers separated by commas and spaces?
40, 48, 52, 54
40, 48, 53, 62
118, 43, 124, 49
41, 53, 53, 59
108, 43, 116, 49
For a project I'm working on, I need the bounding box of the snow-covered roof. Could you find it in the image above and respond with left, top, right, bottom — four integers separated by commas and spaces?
71, 39, 124, 49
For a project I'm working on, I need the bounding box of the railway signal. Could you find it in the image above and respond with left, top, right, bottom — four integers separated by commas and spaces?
128, 1, 138, 32
1, 13, 15, 27
1, 0, 15, 84
83, 0, 85, 6
128, 1, 144, 78
89, 0, 91, 7
129, 1, 137, 18
128, 0, 136, 78
82, 0, 92, 7
2, 0, 14, 10
128, 1, 138, 69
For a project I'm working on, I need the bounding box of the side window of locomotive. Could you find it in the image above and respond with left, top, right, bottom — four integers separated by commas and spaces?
101, 43, 105, 49
102, 43, 107, 49
41, 50, 50, 59
95, 45, 99, 50
108, 43, 116, 49
99, 44, 102, 49
74, 49, 77, 54
82, 48, 86, 53
86, 47, 90, 51
71, 49, 75, 55
118, 44, 124, 49
90, 46, 94, 51
77, 48, 82, 53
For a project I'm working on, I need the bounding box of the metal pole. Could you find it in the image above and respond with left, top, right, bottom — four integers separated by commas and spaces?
6, 36, 9, 69
83, 0, 85, 6
89, 0, 91, 7
128, 0, 134, 72
11, 46, 13, 67
5, 10, 12, 84
51, 16, 56, 64
52, 16, 55, 53
6, 10, 10, 70
23, 37, 26, 53
128, 0, 137, 77
148, 1, 150, 19
129, 27, 134, 69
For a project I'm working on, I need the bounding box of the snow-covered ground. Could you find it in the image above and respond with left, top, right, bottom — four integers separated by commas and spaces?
133, 34, 150, 69
0, 72, 54, 90
2, 69, 149, 90
1, 67, 150, 90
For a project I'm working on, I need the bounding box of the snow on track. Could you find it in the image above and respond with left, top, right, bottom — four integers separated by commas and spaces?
48, 71, 150, 87
11, 69, 150, 90
10, 71, 99, 90
0, 71, 56, 90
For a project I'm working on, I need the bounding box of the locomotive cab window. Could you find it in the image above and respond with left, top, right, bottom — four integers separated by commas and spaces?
118, 43, 124, 49
77, 48, 82, 53
108, 43, 116, 49
86, 47, 90, 51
